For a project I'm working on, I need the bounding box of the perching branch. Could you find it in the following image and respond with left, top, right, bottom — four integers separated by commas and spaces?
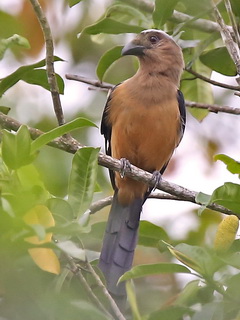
0, 112, 237, 218
29, 0, 65, 126
66, 73, 240, 115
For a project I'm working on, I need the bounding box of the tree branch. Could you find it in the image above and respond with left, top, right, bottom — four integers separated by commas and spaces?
0, 112, 237, 218
63, 253, 118, 320
66, 74, 240, 115
211, 0, 240, 80
29, 0, 65, 126
185, 68, 240, 91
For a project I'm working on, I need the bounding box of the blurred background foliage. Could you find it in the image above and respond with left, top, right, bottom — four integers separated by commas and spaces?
0, 0, 240, 319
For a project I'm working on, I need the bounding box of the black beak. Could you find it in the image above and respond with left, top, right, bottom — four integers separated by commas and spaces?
121, 41, 145, 56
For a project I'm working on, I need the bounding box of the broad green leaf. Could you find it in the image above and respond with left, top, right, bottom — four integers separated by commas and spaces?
120, 263, 191, 282
200, 47, 237, 76
195, 192, 211, 205
0, 56, 63, 96
175, 280, 202, 306
68, 147, 100, 218
83, 18, 143, 35
0, 106, 11, 114
0, 34, 30, 60
210, 182, 240, 214
148, 305, 192, 320
139, 220, 169, 248
57, 240, 86, 260
96, 46, 123, 81
31, 117, 97, 153
153, 0, 179, 28
106, 4, 148, 24
68, 0, 83, 7
169, 243, 222, 276
192, 302, 223, 320
21, 69, 65, 94
126, 281, 141, 320
2, 125, 35, 169
214, 154, 240, 175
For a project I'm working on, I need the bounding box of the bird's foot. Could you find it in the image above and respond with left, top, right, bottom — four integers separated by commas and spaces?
119, 158, 131, 178
151, 171, 162, 191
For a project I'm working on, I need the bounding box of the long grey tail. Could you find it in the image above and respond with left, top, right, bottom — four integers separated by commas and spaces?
98, 191, 143, 307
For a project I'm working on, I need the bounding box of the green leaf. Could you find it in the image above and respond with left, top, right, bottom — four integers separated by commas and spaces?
139, 220, 169, 248
192, 302, 223, 320
195, 192, 211, 205
83, 18, 143, 35
0, 56, 63, 97
68, 147, 100, 218
0, 106, 11, 114
210, 182, 240, 214
120, 263, 191, 282
148, 306, 192, 320
31, 117, 97, 153
200, 47, 237, 76
96, 46, 123, 81
21, 69, 64, 94
0, 34, 30, 60
126, 281, 141, 320
153, 0, 179, 28
2, 125, 35, 169
56, 240, 86, 260
68, 0, 83, 7
214, 154, 240, 175
169, 243, 222, 276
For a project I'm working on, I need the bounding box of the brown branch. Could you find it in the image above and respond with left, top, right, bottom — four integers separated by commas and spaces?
211, 0, 240, 79
86, 262, 126, 320
0, 112, 237, 218
29, 0, 65, 126
66, 73, 240, 115
63, 254, 116, 320
89, 194, 182, 215
185, 100, 240, 115
185, 68, 240, 91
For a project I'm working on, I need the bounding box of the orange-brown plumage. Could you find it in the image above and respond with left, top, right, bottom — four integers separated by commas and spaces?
99, 29, 186, 307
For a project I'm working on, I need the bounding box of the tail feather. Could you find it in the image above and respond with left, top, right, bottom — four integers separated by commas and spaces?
98, 191, 143, 301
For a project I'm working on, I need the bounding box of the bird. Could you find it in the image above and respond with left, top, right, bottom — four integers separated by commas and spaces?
98, 29, 186, 308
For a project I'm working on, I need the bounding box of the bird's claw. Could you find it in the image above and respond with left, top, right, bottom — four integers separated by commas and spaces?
120, 158, 131, 178
151, 171, 162, 191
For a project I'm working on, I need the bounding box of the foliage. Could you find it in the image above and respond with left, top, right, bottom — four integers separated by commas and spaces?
0, 0, 240, 319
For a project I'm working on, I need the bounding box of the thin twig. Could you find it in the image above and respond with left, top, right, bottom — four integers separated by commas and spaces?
89, 193, 182, 215
86, 262, 126, 320
66, 73, 240, 115
63, 253, 115, 319
185, 68, 240, 91
211, 0, 240, 79
185, 100, 240, 115
0, 112, 237, 218
29, 0, 65, 125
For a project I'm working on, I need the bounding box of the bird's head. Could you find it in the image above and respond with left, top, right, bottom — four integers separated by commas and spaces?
122, 29, 184, 86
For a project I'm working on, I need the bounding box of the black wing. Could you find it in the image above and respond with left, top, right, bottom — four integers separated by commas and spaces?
177, 89, 186, 143
101, 85, 119, 190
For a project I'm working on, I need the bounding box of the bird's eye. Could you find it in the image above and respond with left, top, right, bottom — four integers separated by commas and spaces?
149, 35, 159, 44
